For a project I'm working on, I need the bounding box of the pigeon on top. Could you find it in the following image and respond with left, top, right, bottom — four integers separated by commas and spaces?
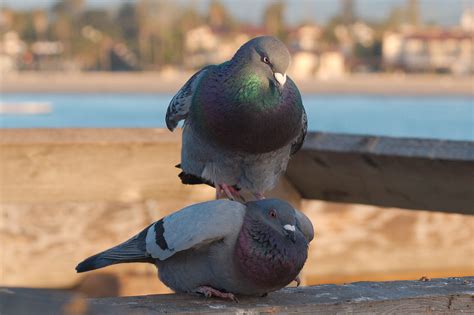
76, 199, 314, 301
166, 36, 307, 200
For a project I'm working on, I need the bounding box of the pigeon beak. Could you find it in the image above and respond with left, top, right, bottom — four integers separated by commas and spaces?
284, 224, 296, 243
274, 72, 287, 87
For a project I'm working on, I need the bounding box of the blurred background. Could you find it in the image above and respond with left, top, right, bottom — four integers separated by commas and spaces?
0, 0, 473, 298
1, 0, 473, 74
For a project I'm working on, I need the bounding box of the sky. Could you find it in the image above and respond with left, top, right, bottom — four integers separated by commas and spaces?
2, 0, 473, 26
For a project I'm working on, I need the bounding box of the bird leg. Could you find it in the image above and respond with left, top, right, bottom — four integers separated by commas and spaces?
221, 183, 237, 200
216, 185, 224, 199
253, 192, 265, 200
216, 184, 245, 202
194, 286, 239, 302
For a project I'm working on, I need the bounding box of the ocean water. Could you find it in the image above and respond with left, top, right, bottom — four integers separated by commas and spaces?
0, 93, 473, 141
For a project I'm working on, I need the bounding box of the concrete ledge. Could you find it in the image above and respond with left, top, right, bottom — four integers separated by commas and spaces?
287, 132, 474, 214
2, 277, 473, 314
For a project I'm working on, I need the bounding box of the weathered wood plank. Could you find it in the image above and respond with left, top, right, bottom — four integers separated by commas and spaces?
1, 129, 473, 295
1, 277, 473, 314
0, 128, 300, 292
287, 132, 474, 214
2, 129, 472, 213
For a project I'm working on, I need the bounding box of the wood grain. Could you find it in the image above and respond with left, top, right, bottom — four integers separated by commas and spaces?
1, 277, 473, 314
287, 132, 474, 214
1, 129, 472, 297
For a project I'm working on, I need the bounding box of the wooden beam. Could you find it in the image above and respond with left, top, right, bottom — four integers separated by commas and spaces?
1, 277, 473, 314
287, 132, 474, 214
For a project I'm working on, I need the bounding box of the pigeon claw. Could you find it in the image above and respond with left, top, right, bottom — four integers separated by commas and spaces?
253, 192, 266, 200
194, 286, 239, 302
294, 276, 301, 287
217, 184, 245, 202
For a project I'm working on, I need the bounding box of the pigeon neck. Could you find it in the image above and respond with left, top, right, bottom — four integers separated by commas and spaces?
190, 61, 304, 153
234, 69, 280, 110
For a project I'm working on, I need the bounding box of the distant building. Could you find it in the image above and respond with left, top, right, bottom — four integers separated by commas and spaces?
184, 25, 262, 69
461, 9, 474, 31
289, 51, 318, 79
0, 31, 26, 72
184, 26, 219, 68
317, 50, 347, 79
288, 24, 322, 51
28, 40, 64, 71
31, 41, 64, 56
287, 23, 347, 80
289, 48, 347, 80
383, 30, 474, 74
352, 22, 375, 47
185, 24, 346, 79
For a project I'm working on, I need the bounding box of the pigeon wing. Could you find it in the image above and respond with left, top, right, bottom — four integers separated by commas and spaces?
76, 224, 154, 272
165, 66, 213, 131
76, 200, 246, 273
145, 199, 246, 260
291, 104, 307, 156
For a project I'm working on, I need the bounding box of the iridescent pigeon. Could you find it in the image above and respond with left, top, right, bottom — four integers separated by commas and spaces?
76, 199, 314, 301
166, 36, 307, 200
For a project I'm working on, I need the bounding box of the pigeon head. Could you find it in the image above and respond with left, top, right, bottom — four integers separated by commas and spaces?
233, 36, 291, 92
246, 198, 298, 243
235, 199, 308, 290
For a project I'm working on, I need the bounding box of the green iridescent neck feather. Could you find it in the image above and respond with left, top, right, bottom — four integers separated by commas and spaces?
189, 65, 302, 153
235, 72, 279, 111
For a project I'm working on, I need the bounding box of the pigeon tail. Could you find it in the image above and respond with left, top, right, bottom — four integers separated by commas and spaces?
176, 166, 241, 191
76, 252, 120, 273
76, 228, 153, 273
178, 171, 215, 187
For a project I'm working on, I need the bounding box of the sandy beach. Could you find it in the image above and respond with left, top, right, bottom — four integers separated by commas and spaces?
1, 71, 473, 95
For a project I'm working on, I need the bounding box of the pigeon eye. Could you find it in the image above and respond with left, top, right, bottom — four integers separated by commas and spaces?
269, 209, 277, 218
262, 56, 270, 64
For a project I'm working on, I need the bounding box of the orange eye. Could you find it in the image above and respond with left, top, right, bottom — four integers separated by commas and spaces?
269, 209, 277, 218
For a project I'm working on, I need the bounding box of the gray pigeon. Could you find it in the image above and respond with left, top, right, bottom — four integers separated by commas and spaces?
166, 36, 307, 200
76, 199, 314, 301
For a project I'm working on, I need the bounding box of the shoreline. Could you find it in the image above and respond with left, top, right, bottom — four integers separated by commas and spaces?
1, 72, 473, 95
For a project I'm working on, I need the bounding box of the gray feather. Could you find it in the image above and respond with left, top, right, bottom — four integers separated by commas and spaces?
76, 198, 314, 297
291, 107, 307, 156
174, 37, 306, 196
166, 66, 212, 131
146, 199, 246, 260
181, 123, 293, 195
76, 226, 152, 272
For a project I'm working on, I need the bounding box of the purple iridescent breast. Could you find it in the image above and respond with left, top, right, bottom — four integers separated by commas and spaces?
234, 217, 308, 290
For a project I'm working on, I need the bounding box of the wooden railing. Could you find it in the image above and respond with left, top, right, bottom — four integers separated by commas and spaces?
1, 129, 472, 313
1, 277, 473, 314
288, 132, 474, 214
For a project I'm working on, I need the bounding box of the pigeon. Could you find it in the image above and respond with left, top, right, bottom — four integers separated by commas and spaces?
76, 199, 314, 301
166, 36, 307, 200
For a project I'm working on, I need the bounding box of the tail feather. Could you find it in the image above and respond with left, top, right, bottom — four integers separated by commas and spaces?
178, 171, 216, 187
176, 166, 241, 191
76, 226, 153, 273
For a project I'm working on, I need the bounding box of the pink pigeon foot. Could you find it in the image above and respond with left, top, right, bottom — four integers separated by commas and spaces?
194, 286, 239, 302
216, 186, 223, 199
216, 184, 245, 202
